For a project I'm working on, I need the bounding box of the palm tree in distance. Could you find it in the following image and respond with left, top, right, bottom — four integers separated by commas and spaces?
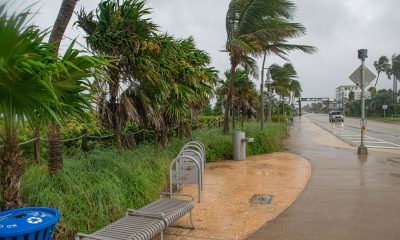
224, 0, 316, 133
373, 56, 390, 88
269, 63, 299, 118
391, 54, 400, 112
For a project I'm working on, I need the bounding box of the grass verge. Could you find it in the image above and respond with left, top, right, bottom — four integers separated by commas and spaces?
20, 121, 287, 239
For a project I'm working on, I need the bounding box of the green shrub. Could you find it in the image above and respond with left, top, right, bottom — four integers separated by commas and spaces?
20, 121, 286, 239
271, 114, 288, 123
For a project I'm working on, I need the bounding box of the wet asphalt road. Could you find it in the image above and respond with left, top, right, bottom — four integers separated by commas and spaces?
306, 114, 400, 150
247, 117, 400, 240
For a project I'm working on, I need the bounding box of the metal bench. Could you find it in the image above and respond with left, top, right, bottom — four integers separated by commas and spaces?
130, 193, 194, 228
75, 214, 165, 240
76, 193, 194, 240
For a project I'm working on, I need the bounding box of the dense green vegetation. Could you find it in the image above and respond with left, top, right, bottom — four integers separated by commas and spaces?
345, 89, 400, 117
20, 122, 286, 239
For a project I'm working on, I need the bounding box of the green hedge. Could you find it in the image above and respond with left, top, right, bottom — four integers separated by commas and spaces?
20, 121, 286, 239
271, 114, 288, 123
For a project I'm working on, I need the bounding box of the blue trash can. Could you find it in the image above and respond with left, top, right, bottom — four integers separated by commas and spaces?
0, 207, 60, 240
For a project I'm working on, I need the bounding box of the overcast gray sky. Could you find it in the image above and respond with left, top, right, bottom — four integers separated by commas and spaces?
18, 0, 400, 99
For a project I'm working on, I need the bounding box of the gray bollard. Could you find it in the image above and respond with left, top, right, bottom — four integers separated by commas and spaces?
232, 131, 254, 161
232, 131, 245, 160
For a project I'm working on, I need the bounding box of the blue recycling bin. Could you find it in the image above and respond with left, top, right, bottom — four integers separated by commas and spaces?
0, 207, 60, 240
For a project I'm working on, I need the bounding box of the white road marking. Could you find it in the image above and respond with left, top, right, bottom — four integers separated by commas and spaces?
309, 117, 400, 149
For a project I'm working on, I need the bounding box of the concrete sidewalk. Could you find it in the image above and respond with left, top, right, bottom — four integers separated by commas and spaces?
248, 117, 400, 240
162, 152, 311, 240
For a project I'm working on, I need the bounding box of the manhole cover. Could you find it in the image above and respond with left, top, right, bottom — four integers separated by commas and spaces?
250, 194, 273, 204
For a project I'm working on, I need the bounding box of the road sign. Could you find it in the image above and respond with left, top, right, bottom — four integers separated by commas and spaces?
349, 65, 376, 87
355, 91, 371, 99
360, 119, 367, 127
299, 97, 330, 102
382, 105, 388, 110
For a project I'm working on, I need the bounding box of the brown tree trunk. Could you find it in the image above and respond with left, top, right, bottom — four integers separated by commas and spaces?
161, 128, 169, 147
141, 127, 146, 143
49, 0, 79, 53
33, 127, 40, 164
81, 129, 88, 152
109, 70, 122, 148
223, 62, 237, 134
47, 123, 63, 176
268, 89, 272, 122
46, 0, 78, 175
0, 134, 23, 210
232, 107, 236, 130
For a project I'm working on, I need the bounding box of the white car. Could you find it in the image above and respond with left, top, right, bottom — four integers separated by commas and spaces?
329, 111, 344, 122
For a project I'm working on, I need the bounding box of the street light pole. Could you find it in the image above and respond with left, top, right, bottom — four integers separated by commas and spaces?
358, 49, 368, 155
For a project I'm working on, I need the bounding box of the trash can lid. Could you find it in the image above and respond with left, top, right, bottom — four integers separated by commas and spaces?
0, 207, 60, 237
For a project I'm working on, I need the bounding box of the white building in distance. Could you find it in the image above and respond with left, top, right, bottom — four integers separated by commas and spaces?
335, 85, 362, 109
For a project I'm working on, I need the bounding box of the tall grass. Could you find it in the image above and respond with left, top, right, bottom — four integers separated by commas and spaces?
20, 122, 286, 239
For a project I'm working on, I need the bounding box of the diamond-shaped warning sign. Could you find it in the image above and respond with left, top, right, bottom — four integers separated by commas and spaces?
349, 65, 376, 87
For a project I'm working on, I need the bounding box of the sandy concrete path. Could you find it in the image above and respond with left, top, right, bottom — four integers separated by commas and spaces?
161, 152, 311, 240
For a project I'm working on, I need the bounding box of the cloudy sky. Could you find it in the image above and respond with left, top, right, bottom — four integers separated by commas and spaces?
16, 0, 400, 99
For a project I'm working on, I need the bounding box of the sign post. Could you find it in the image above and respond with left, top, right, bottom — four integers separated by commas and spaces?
349, 50, 376, 155
358, 50, 368, 154
382, 105, 388, 119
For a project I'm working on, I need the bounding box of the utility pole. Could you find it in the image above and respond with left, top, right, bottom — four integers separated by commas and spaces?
358, 49, 368, 155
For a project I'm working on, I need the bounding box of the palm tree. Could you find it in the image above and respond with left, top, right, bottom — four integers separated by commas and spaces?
45, 0, 79, 173
289, 79, 302, 103
269, 63, 299, 117
77, 0, 158, 148
391, 54, 400, 112
373, 56, 390, 88
123, 35, 217, 143
217, 69, 259, 129
381, 54, 400, 109
0, 5, 62, 208
224, 0, 316, 133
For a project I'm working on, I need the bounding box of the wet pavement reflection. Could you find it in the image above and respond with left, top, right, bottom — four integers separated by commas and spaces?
248, 117, 400, 240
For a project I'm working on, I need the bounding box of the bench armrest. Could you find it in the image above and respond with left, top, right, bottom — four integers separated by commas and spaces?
160, 192, 194, 201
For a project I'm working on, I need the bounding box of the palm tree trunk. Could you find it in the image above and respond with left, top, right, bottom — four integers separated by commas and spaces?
394, 76, 398, 113
268, 88, 272, 122
48, 0, 79, 53
223, 62, 237, 134
47, 123, 63, 176
0, 133, 23, 209
232, 107, 236, 130
46, 0, 78, 175
109, 70, 122, 148
374, 72, 380, 88
260, 53, 266, 129
33, 127, 40, 164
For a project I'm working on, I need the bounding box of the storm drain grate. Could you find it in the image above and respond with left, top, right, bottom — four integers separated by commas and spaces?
250, 194, 273, 204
